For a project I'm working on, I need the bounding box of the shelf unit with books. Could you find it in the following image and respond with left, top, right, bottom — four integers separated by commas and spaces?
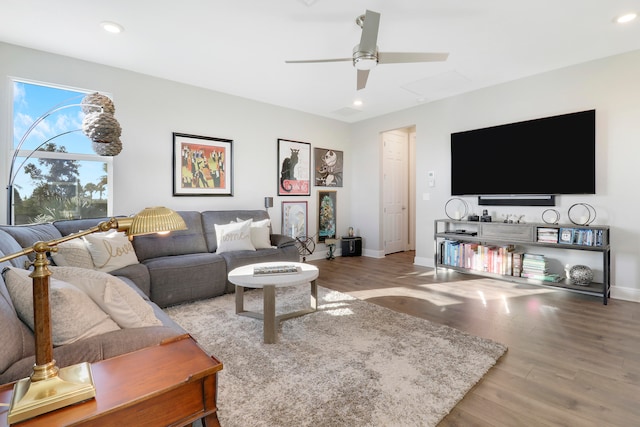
434, 219, 611, 304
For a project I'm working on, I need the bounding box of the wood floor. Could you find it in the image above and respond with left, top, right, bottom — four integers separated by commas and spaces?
311, 251, 640, 426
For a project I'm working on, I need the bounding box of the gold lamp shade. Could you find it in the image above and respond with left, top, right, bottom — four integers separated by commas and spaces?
127, 206, 187, 236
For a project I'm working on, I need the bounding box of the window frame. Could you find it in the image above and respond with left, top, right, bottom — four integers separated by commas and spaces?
9, 78, 114, 224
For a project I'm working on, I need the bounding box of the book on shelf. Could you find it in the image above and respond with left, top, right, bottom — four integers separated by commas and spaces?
558, 227, 604, 247
520, 272, 563, 282
440, 240, 515, 275
536, 227, 559, 243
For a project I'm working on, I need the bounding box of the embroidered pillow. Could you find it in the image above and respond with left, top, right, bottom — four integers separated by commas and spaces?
214, 219, 255, 254
49, 266, 162, 329
50, 238, 95, 270
83, 230, 139, 272
3, 267, 120, 346
237, 218, 273, 249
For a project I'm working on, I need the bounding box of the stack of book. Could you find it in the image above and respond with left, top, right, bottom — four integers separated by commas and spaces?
537, 228, 559, 243
520, 254, 562, 282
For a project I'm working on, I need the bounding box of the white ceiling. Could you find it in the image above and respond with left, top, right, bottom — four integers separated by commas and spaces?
1, 0, 639, 123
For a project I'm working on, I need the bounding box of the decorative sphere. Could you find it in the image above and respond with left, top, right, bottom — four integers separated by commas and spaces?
81, 92, 115, 115
569, 265, 593, 286
82, 111, 122, 143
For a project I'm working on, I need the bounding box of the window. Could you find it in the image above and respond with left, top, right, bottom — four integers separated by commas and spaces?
10, 80, 113, 224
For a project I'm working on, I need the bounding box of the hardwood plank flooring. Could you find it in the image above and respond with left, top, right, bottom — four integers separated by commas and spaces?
311, 251, 640, 426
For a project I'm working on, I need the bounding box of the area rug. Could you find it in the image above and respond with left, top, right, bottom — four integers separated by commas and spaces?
164, 286, 507, 427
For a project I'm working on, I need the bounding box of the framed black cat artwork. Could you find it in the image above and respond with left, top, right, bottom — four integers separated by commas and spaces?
277, 138, 311, 196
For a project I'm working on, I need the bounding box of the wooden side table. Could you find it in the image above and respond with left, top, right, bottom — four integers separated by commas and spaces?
0, 335, 223, 427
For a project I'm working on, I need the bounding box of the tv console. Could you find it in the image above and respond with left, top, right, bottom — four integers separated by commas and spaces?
434, 219, 611, 304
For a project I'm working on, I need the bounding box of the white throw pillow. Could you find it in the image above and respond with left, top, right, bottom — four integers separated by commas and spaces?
237, 217, 273, 249
83, 230, 139, 272
215, 219, 255, 254
50, 238, 95, 270
49, 266, 162, 329
3, 267, 120, 346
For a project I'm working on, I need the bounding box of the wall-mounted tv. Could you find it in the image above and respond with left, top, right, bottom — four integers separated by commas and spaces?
450, 109, 595, 203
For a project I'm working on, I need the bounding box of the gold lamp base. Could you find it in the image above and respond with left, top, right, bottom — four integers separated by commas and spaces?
8, 362, 96, 424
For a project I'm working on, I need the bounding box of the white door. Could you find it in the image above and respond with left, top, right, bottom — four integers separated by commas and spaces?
382, 130, 409, 254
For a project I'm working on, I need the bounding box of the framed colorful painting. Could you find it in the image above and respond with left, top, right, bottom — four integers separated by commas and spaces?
277, 138, 311, 196
281, 201, 308, 239
173, 133, 233, 196
317, 190, 337, 242
314, 147, 343, 187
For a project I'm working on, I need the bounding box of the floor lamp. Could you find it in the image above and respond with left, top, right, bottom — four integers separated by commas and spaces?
6, 92, 121, 225
0, 207, 187, 423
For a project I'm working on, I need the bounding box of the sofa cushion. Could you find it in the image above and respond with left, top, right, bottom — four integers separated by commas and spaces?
132, 211, 208, 262
237, 218, 273, 249
49, 266, 162, 329
0, 230, 31, 269
84, 230, 140, 272
110, 263, 152, 297
0, 258, 35, 373
50, 238, 95, 270
3, 267, 121, 346
52, 217, 114, 236
144, 253, 227, 307
202, 210, 271, 252
0, 223, 62, 260
214, 219, 255, 254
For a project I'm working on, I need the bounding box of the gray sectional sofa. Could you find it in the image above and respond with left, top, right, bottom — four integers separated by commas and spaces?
0, 209, 298, 384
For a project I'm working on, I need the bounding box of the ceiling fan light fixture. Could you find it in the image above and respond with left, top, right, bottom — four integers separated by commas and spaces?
353, 46, 378, 70
354, 57, 377, 70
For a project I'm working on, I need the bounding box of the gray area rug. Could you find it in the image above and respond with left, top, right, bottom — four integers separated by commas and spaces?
165, 285, 507, 427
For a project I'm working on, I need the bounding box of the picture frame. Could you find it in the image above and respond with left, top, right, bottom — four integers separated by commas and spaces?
173, 133, 233, 196
314, 147, 343, 187
282, 201, 308, 239
558, 228, 575, 244
278, 138, 311, 196
317, 190, 337, 242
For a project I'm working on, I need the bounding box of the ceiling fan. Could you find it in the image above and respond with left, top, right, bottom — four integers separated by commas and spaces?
285, 10, 449, 90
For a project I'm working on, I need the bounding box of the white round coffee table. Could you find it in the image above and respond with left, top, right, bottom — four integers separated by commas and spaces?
228, 262, 319, 343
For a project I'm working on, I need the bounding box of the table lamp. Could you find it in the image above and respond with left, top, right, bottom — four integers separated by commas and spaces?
0, 207, 187, 423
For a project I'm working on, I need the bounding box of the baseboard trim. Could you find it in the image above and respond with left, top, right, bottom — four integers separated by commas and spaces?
610, 286, 640, 303
413, 256, 434, 268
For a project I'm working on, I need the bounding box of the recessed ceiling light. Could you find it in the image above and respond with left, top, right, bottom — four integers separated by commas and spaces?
101, 21, 124, 34
614, 12, 637, 24
353, 99, 363, 106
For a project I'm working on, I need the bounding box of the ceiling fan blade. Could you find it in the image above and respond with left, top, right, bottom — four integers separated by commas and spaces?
357, 69, 370, 90
359, 10, 380, 54
377, 52, 449, 64
285, 58, 351, 64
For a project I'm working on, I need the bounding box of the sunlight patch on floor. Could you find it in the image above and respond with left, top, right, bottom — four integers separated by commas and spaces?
321, 301, 355, 317
343, 278, 559, 308
420, 280, 557, 302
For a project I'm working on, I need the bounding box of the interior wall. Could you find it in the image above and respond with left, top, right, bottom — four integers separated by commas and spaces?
349, 48, 640, 302
0, 42, 350, 260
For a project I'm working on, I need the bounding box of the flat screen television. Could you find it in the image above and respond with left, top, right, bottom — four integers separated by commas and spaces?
450, 109, 596, 201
